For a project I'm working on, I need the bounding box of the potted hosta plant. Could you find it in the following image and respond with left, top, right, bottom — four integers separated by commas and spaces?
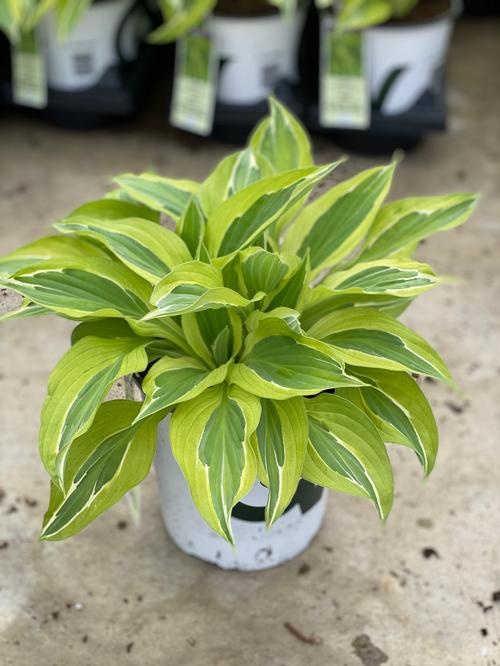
3, 0, 154, 94
319, 0, 459, 115
152, 0, 306, 134
0, 99, 476, 570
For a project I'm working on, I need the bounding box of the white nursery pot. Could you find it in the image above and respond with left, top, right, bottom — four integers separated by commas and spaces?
38, 0, 144, 92
207, 11, 305, 106
364, 9, 454, 115
155, 418, 327, 571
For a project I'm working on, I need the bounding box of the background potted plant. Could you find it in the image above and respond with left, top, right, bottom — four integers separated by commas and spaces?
151, 0, 307, 139
0, 99, 477, 570
1, 0, 163, 126
320, 0, 459, 115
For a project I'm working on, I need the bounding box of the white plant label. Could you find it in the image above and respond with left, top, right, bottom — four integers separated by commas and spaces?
319, 16, 370, 129
12, 30, 48, 109
170, 32, 217, 137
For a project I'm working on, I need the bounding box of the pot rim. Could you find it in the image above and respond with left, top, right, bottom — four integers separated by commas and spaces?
370, 0, 460, 30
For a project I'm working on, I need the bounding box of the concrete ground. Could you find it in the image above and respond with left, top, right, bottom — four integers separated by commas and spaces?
0, 18, 499, 666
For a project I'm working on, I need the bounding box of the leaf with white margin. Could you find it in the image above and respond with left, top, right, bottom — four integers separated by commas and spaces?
114, 172, 200, 221
170, 384, 260, 543
337, 367, 438, 475
181, 309, 243, 367
358, 193, 478, 261
39, 335, 152, 479
230, 319, 364, 400
309, 307, 453, 386
252, 397, 308, 525
283, 164, 395, 273
146, 261, 262, 318
41, 400, 160, 540
249, 97, 313, 173
137, 355, 231, 421
322, 259, 438, 297
0, 235, 108, 277
304, 393, 393, 519
6, 257, 151, 320
55, 216, 191, 283
177, 198, 206, 257
205, 163, 338, 257
301, 286, 413, 330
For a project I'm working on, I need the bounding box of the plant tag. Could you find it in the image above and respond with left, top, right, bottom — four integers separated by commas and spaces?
11, 30, 48, 109
319, 15, 370, 129
170, 31, 217, 137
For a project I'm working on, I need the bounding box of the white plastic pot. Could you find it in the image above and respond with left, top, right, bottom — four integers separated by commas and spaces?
155, 418, 327, 571
207, 11, 305, 106
365, 9, 454, 115
38, 0, 146, 92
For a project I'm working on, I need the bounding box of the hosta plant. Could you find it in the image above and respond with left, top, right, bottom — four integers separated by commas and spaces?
0, 99, 476, 544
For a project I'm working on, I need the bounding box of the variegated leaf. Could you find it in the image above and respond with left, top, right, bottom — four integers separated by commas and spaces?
41, 400, 159, 540
301, 286, 414, 330
253, 397, 308, 525
148, 0, 216, 43
39, 335, 152, 479
239, 247, 289, 297
0, 235, 108, 277
249, 97, 313, 173
200, 148, 273, 216
283, 164, 395, 273
6, 258, 151, 320
55, 216, 192, 283
322, 259, 438, 297
338, 368, 438, 474
114, 172, 199, 221
304, 394, 393, 518
181, 309, 243, 367
177, 197, 206, 257
71, 319, 141, 344
146, 261, 262, 318
265, 252, 309, 311
64, 197, 160, 223
205, 163, 338, 257
170, 384, 260, 543
309, 307, 453, 385
230, 319, 363, 399
0, 299, 49, 322
359, 193, 478, 261
137, 355, 230, 420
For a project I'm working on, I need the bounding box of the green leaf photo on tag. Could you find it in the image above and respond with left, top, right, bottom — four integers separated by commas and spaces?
319, 16, 370, 129
170, 32, 217, 137
11, 29, 48, 109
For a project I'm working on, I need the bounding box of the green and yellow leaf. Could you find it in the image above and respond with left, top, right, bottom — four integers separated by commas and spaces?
41, 400, 160, 540
359, 192, 478, 261
170, 384, 260, 543
55, 216, 191, 283
322, 259, 438, 297
283, 164, 395, 273
249, 97, 313, 173
338, 368, 438, 474
137, 355, 230, 420
304, 394, 393, 518
253, 397, 308, 525
230, 319, 363, 399
205, 163, 338, 257
39, 335, 151, 478
6, 257, 151, 320
146, 261, 262, 318
310, 307, 453, 385
114, 172, 200, 221
0, 235, 108, 277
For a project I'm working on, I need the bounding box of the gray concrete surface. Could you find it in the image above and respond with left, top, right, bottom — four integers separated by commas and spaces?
1, 18, 499, 666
